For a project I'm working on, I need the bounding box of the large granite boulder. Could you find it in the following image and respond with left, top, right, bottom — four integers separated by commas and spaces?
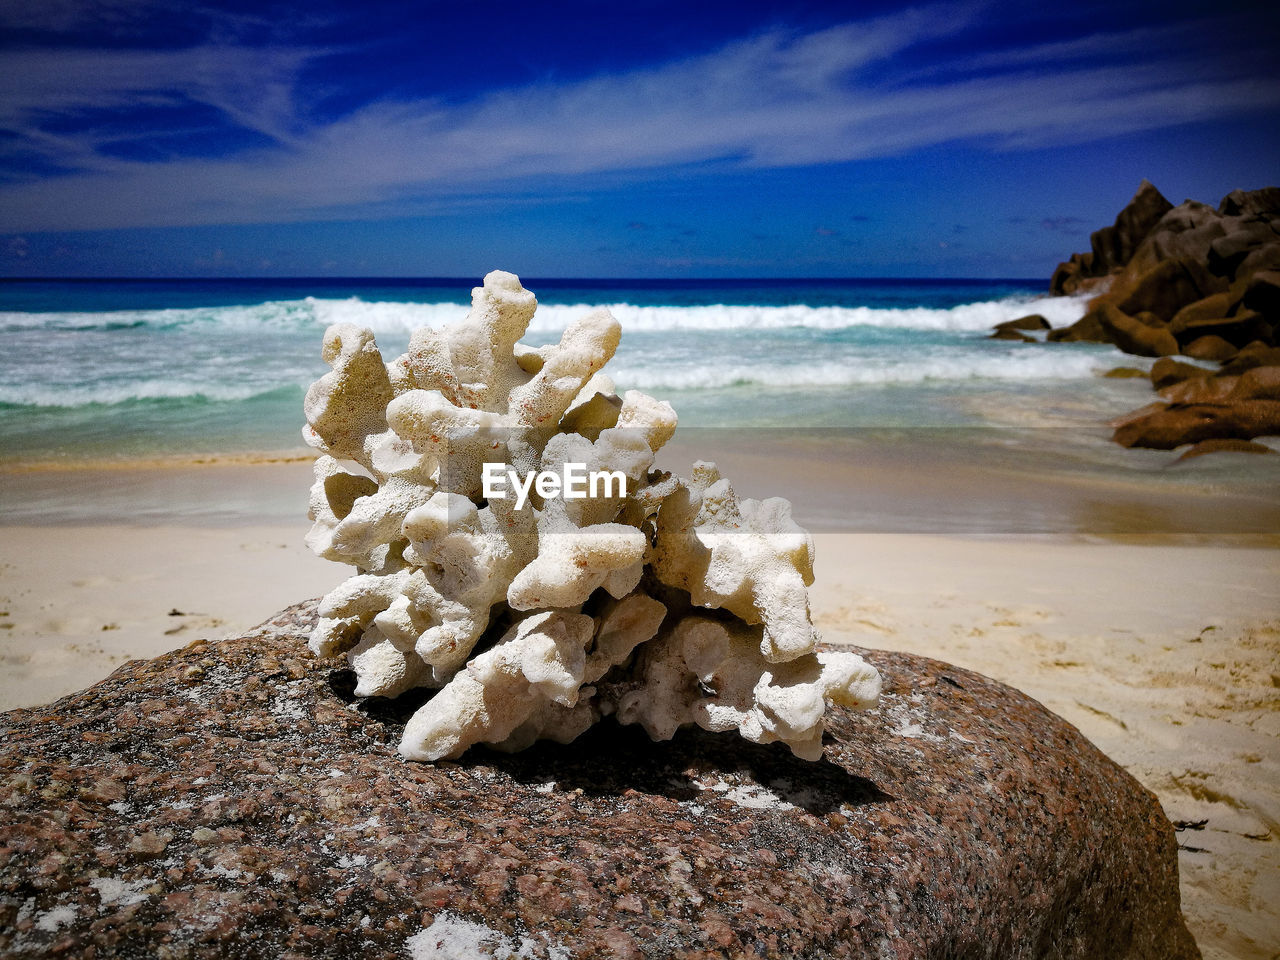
0, 602, 1199, 960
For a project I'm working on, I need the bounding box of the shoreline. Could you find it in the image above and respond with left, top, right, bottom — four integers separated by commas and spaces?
0, 450, 318, 473
3, 436, 1278, 535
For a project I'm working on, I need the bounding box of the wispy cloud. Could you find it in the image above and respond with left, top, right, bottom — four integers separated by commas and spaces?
1040, 216, 1089, 234
1, 4, 1276, 231
0, 0, 161, 32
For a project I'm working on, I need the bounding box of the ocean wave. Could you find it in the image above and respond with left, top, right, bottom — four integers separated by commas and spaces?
0, 292, 1088, 336
566, 295, 1088, 334
0, 301, 319, 333
610, 349, 1120, 390
0, 341, 1118, 408
0, 382, 302, 409
310, 293, 1090, 335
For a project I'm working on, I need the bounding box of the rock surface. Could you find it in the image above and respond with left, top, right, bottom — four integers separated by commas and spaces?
0, 602, 1198, 959
1033, 181, 1280, 456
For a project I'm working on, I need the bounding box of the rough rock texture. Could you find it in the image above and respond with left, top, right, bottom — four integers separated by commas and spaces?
301, 270, 879, 761
0, 603, 1199, 960
1035, 182, 1280, 456
1050, 179, 1173, 294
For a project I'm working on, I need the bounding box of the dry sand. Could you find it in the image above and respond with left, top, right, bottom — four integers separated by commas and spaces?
811, 534, 1280, 960
1, 462, 1277, 958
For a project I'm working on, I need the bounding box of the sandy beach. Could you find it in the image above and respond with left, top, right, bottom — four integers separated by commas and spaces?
1, 457, 1276, 959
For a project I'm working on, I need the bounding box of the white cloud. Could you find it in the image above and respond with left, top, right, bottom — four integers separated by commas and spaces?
0, 5, 1275, 231
0, 0, 157, 32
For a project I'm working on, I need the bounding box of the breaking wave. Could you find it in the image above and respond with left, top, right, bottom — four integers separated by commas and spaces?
612, 349, 1118, 391
0, 292, 1087, 336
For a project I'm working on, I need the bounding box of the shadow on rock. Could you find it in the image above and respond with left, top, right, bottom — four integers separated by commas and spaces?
326, 666, 889, 815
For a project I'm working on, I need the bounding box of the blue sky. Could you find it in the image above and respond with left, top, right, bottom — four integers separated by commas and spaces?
1, 0, 1277, 278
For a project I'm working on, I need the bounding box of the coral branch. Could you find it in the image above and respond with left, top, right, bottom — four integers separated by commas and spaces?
302, 270, 881, 761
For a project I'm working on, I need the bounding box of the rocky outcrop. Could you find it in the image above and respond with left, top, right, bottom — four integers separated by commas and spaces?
0, 602, 1199, 959
1050, 180, 1173, 295
1033, 182, 1280, 456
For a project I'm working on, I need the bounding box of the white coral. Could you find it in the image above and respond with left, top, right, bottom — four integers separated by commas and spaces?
303, 270, 880, 761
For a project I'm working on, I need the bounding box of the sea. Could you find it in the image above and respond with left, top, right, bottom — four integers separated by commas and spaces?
1, 276, 1276, 532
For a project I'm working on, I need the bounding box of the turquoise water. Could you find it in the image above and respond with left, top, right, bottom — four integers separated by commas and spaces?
1, 275, 1139, 461
2, 275, 1277, 529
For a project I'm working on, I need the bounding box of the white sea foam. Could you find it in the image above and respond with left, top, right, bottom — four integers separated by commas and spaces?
0, 292, 1088, 336
588, 294, 1088, 334
0, 289, 1101, 414
314, 292, 1090, 334
611, 348, 1116, 390
0, 381, 299, 408
0, 344, 1116, 408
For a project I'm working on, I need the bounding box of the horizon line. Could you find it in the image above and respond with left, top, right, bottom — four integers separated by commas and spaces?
0, 274, 1050, 285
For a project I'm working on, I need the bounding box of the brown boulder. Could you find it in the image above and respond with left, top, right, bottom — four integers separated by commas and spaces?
1047, 310, 1108, 343
1108, 401, 1172, 432
1221, 345, 1280, 376
1133, 310, 1164, 327
0, 602, 1201, 960
1207, 222, 1278, 276
1102, 367, 1149, 379
1218, 186, 1280, 218
989, 315, 1049, 341
1089, 179, 1174, 274
1180, 335, 1237, 362
1050, 252, 1095, 295
1159, 375, 1239, 405
1169, 293, 1232, 333
1175, 438, 1275, 461
1233, 242, 1280, 285
1150, 357, 1213, 390
1126, 201, 1227, 276
1228, 365, 1280, 402
997, 314, 1050, 332
1113, 400, 1280, 449
1174, 312, 1272, 349
1096, 302, 1179, 357
1242, 270, 1280, 320
1116, 257, 1226, 323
